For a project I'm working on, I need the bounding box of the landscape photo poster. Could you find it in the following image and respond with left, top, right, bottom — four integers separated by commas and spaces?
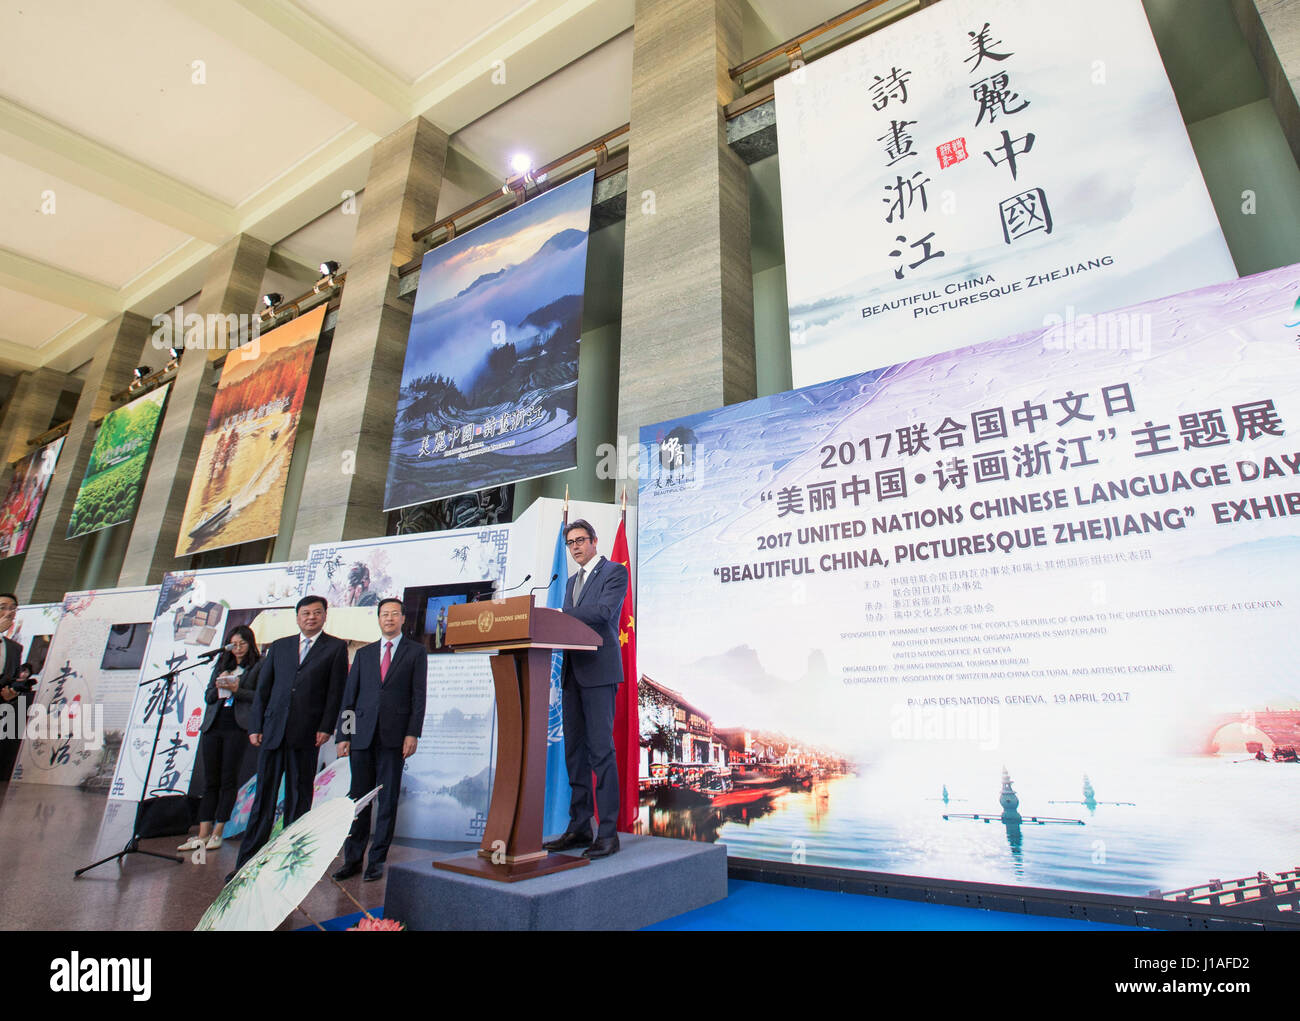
175, 304, 325, 557
12, 585, 159, 791
383, 169, 594, 510
66, 386, 169, 539
0, 437, 63, 557
636, 264, 1300, 923
775, 0, 1236, 388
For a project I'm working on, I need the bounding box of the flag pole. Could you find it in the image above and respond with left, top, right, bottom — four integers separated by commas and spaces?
620, 485, 626, 524
563, 484, 569, 528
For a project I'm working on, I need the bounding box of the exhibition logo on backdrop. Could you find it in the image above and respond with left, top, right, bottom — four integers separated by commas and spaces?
383, 170, 594, 511
67, 385, 170, 539
636, 264, 1300, 922
0, 436, 63, 557
175, 304, 325, 557
774, 0, 1236, 388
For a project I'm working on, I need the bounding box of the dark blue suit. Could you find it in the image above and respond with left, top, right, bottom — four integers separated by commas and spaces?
235, 630, 347, 868
335, 635, 426, 867
561, 555, 628, 840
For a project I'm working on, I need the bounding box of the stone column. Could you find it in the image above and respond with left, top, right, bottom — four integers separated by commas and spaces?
1234, 0, 1300, 166
0, 367, 78, 484
288, 116, 447, 559
16, 314, 151, 602
617, 0, 755, 449
117, 234, 270, 585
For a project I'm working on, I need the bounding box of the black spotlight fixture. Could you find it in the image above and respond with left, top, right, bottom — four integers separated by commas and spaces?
319, 260, 339, 279
261, 293, 283, 310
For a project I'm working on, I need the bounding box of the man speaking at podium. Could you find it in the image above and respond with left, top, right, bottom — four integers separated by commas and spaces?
543, 518, 628, 859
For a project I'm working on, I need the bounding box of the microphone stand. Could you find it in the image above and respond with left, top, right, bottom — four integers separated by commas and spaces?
75, 657, 210, 876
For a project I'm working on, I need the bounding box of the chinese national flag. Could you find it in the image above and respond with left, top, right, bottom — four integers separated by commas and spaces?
610, 519, 639, 832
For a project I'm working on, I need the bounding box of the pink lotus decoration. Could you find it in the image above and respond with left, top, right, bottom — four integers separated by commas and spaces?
347, 916, 404, 931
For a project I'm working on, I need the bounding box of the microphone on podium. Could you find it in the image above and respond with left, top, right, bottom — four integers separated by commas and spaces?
473, 573, 533, 601
529, 574, 559, 598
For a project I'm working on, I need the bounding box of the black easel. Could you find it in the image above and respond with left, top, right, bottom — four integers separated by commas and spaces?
74, 657, 208, 876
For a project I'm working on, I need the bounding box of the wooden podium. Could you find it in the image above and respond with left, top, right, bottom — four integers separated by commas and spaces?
433, 594, 600, 882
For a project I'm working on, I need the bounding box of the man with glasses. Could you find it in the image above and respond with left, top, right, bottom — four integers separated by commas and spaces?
543, 519, 628, 859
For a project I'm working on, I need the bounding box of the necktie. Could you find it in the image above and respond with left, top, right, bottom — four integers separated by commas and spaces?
299, 636, 312, 664
573, 568, 585, 603
380, 641, 392, 684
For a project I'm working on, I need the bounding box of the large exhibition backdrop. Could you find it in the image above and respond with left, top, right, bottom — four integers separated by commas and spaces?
384, 170, 594, 510
0, 437, 63, 557
13, 585, 159, 790
67, 386, 170, 539
637, 264, 1300, 923
176, 304, 325, 556
304, 526, 511, 840
775, 0, 1236, 388
108, 562, 306, 802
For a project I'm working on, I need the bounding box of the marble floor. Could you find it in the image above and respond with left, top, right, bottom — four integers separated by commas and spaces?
0, 782, 443, 931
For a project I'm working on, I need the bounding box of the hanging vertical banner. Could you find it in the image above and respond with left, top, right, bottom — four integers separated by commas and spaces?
12, 585, 159, 790
383, 169, 594, 510
0, 437, 64, 557
176, 304, 325, 556
637, 264, 1300, 924
107, 561, 306, 802
67, 386, 169, 539
775, 0, 1236, 388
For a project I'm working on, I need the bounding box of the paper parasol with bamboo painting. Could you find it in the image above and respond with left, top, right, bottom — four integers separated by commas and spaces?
197, 787, 378, 932
176, 304, 325, 556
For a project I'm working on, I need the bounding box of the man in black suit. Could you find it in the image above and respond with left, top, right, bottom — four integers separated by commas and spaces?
543, 519, 628, 859
230, 595, 348, 877
332, 597, 425, 882
0, 593, 27, 781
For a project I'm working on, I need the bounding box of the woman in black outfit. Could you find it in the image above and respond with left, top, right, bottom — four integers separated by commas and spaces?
178, 625, 260, 852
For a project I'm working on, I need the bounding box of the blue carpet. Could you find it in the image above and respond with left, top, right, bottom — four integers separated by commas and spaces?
643, 880, 1149, 931
305, 882, 1149, 931
294, 906, 386, 931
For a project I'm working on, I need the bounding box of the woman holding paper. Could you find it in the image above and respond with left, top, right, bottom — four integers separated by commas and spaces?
178, 626, 261, 852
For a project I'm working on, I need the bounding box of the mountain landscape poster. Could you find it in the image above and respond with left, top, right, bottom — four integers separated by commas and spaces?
176, 304, 324, 556
383, 169, 594, 510
67, 385, 170, 539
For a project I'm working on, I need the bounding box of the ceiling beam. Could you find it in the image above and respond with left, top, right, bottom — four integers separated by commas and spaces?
165, 0, 412, 137
410, 0, 635, 131
0, 249, 122, 319
0, 96, 236, 245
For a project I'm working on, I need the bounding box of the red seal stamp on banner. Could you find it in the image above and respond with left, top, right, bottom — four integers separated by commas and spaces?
936, 138, 969, 169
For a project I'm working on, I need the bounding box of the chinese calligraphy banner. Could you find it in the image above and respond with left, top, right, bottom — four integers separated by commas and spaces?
0, 437, 63, 557
383, 170, 593, 510
175, 304, 324, 556
67, 386, 169, 539
13, 585, 159, 790
775, 0, 1236, 388
637, 264, 1300, 923
303, 526, 511, 840
107, 561, 306, 802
